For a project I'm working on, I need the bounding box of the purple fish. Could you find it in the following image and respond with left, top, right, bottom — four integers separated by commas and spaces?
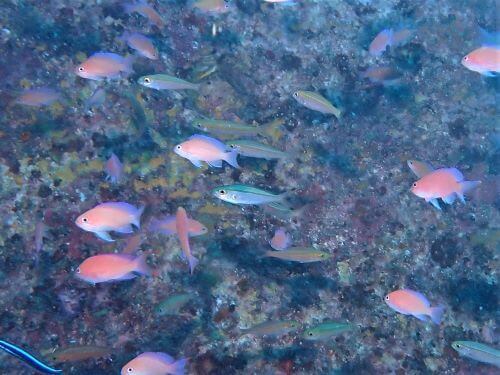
105, 153, 124, 183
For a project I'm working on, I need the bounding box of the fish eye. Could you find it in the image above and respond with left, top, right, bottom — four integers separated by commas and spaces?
176, 145, 182, 150
219, 190, 226, 195
293, 92, 299, 97
412, 183, 417, 187
144, 77, 151, 84
229, 144, 236, 148
197, 123, 202, 128
78, 67, 84, 72
308, 332, 313, 336
82, 217, 88, 223
320, 254, 325, 258
127, 368, 133, 373
463, 56, 468, 61
385, 296, 389, 301
455, 344, 461, 348
76, 268, 81, 273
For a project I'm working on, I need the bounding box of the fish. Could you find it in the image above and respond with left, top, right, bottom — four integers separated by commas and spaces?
76, 52, 134, 81
15, 88, 60, 107
138, 74, 199, 91
293, 91, 341, 118
75, 253, 151, 284
105, 153, 124, 183
155, 294, 193, 316
228, 140, 289, 160
0, 339, 62, 374
49, 345, 112, 363
174, 134, 239, 168
192, 119, 262, 137
360, 66, 401, 85
269, 227, 291, 250
410, 168, 481, 210
120, 31, 158, 60
122, 234, 143, 254
264, 247, 331, 263
303, 322, 355, 341
75, 202, 145, 242
451, 341, 500, 367
123, 1, 165, 28
84, 88, 106, 110
149, 215, 208, 237
212, 184, 286, 206
193, 0, 230, 13
121, 352, 187, 375
240, 321, 299, 337
391, 28, 415, 46
35, 221, 47, 254
407, 160, 433, 179
176, 207, 199, 274
384, 289, 444, 324
369, 29, 393, 56
462, 46, 500, 76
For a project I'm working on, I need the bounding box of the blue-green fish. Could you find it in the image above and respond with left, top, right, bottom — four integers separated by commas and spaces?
452, 341, 500, 367
228, 140, 289, 160
303, 322, 354, 340
0, 340, 62, 374
212, 184, 286, 205
264, 247, 331, 263
155, 294, 193, 316
293, 90, 341, 118
241, 320, 299, 337
138, 74, 199, 90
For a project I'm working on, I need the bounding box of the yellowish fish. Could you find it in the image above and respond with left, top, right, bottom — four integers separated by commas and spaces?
293, 91, 341, 118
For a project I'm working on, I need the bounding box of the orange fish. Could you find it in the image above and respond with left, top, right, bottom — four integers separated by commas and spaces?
174, 135, 239, 168
360, 66, 401, 85
76, 53, 134, 81
105, 153, 124, 183
176, 207, 198, 274
150, 215, 208, 237
193, 0, 230, 13
76, 253, 151, 284
124, 1, 165, 28
411, 168, 481, 210
269, 227, 291, 251
462, 46, 500, 76
75, 202, 144, 241
121, 352, 187, 375
385, 289, 444, 324
15, 88, 60, 107
407, 160, 433, 179
369, 29, 393, 56
121, 31, 158, 60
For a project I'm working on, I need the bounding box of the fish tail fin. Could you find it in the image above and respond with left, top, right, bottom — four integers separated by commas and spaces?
133, 206, 146, 229
459, 180, 481, 195
123, 55, 136, 75
134, 254, 152, 277
171, 357, 187, 375
188, 255, 199, 275
224, 150, 240, 168
429, 305, 445, 324
261, 118, 285, 139
478, 26, 500, 47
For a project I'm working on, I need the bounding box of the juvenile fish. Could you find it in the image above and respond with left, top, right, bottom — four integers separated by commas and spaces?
369, 29, 393, 56
212, 184, 286, 205
0, 340, 62, 374
50, 345, 112, 363
293, 91, 341, 118
15, 88, 61, 107
303, 322, 354, 341
193, 0, 230, 13
241, 320, 299, 337
229, 140, 288, 160
121, 352, 187, 375
407, 160, 433, 179
75, 202, 144, 242
35, 221, 47, 254
385, 289, 444, 324
138, 74, 199, 90
176, 207, 198, 274
76, 52, 134, 81
264, 247, 331, 263
121, 31, 158, 60
155, 294, 193, 316
123, 1, 165, 27
192, 119, 260, 137
105, 153, 124, 183
150, 215, 208, 237
360, 66, 401, 86
269, 227, 291, 250
174, 134, 239, 168
452, 341, 500, 367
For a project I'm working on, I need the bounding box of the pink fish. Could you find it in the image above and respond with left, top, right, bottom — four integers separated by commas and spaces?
176, 207, 198, 274
269, 227, 291, 251
76, 253, 151, 284
173, 134, 239, 168
462, 47, 500, 76
369, 29, 393, 56
15, 88, 60, 107
75, 202, 145, 241
385, 289, 444, 324
123, 1, 165, 28
149, 215, 208, 237
121, 352, 187, 375
105, 153, 124, 183
360, 66, 401, 85
411, 168, 481, 210
193, 0, 231, 13
121, 31, 158, 60
76, 53, 134, 81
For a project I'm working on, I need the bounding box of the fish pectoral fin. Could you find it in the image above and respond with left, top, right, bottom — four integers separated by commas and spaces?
414, 314, 428, 322
428, 198, 442, 210
114, 224, 134, 234
189, 159, 203, 168
116, 272, 138, 281
442, 193, 456, 205
207, 159, 223, 168
95, 231, 114, 242
482, 71, 497, 77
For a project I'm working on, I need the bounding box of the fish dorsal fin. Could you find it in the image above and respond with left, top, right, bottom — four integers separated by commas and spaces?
445, 168, 464, 182
137, 352, 175, 364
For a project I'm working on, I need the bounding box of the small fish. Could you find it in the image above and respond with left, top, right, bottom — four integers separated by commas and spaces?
369, 29, 393, 56
212, 184, 286, 205
121, 352, 187, 375
84, 88, 106, 110
264, 247, 331, 263
411, 168, 481, 210
150, 215, 208, 237
75, 202, 145, 242
176, 207, 198, 274
451, 341, 500, 367
192, 119, 261, 137
229, 140, 288, 160
174, 134, 239, 168
462, 47, 500, 76
50, 345, 112, 363
303, 322, 354, 341
76, 253, 151, 284
0, 340, 62, 374
105, 153, 124, 183
123, 1, 165, 28
121, 31, 158, 60
270, 227, 291, 250
193, 0, 230, 13
407, 160, 433, 179
122, 234, 143, 254
360, 66, 401, 85
138, 74, 199, 91
241, 320, 299, 337
15, 88, 60, 107
293, 91, 341, 118
35, 221, 47, 254
385, 289, 444, 324
76, 52, 134, 81
155, 294, 193, 316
